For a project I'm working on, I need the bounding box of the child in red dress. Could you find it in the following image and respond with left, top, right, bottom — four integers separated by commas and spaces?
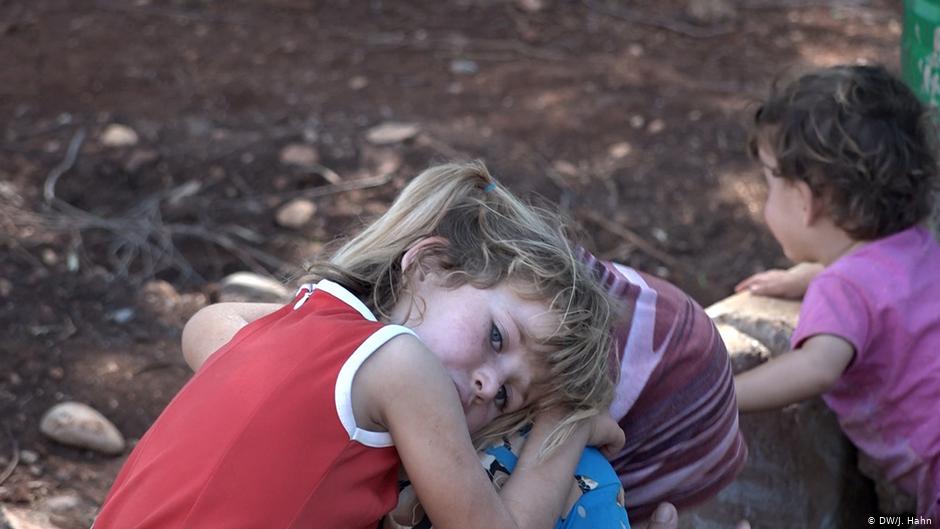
93, 161, 624, 529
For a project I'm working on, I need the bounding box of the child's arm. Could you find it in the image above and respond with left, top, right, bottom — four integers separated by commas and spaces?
498, 411, 623, 525
734, 334, 854, 412
734, 262, 823, 299
357, 334, 620, 529
181, 302, 281, 370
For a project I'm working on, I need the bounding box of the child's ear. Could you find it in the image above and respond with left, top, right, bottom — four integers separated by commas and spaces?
795, 181, 821, 226
400, 236, 449, 280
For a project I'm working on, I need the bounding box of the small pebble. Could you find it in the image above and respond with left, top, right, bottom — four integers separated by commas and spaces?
366, 122, 420, 145
278, 143, 319, 169
20, 450, 39, 464
449, 59, 479, 76
647, 119, 665, 134
100, 124, 139, 147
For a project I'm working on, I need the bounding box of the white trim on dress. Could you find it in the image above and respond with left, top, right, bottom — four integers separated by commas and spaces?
333, 324, 417, 447
293, 279, 418, 448
295, 279, 377, 322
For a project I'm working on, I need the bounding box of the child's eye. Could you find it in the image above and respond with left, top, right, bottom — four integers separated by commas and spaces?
489, 323, 503, 352
495, 385, 509, 411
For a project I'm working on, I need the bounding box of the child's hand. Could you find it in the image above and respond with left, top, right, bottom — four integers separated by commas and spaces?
586, 413, 625, 459
642, 503, 751, 529
733, 262, 823, 299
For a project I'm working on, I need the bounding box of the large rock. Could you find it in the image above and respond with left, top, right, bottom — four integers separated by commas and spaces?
706, 291, 798, 355
218, 272, 291, 303
39, 402, 125, 455
677, 292, 877, 528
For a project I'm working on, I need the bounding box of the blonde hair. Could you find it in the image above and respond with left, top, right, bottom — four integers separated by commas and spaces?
304, 161, 617, 456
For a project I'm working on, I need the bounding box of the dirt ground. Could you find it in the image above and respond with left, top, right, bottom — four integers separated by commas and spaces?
0, 0, 902, 526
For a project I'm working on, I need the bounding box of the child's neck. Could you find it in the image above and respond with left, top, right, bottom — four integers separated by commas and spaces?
808, 221, 866, 266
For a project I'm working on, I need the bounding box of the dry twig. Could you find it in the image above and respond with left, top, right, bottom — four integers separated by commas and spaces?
132, 361, 192, 377
583, 0, 737, 39
43, 128, 86, 204
34, 128, 291, 281
741, 0, 872, 9
269, 173, 394, 201
580, 209, 688, 274
0, 424, 19, 487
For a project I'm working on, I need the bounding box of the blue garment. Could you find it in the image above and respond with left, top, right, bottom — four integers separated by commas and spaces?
484, 442, 631, 529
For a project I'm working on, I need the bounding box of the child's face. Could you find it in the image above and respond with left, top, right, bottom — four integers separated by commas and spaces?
758, 144, 814, 262
398, 277, 555, 433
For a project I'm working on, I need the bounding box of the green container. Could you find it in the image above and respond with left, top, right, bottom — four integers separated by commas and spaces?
902, 0, 940, 105
902, 0, 940, 242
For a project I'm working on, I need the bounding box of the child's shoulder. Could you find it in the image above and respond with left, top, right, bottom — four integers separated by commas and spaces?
804, 226, 940, 326
826, 226, 939, 285
858, 225, 939, 261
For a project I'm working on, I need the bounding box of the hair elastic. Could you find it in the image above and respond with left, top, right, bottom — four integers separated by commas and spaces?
483, 181, 497, 192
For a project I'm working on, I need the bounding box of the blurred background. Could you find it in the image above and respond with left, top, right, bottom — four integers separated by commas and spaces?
0, 0, 901, 526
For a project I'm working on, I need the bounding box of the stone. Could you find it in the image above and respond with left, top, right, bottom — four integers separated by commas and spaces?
107, 307, 135, 324
137, 280, 180, 316
218, 272, 291, 303
348, 75, 369, 90
275, 199, 317, 229
40, 249, 57, 266
184, 116, 212, 137
515, 0, 545, 12
675, 291, 880, 528
365, 122, 419, 145
679, 400, 876, 528
706, 291, 799, 357
124, 148, 160, 172
714, 322, 769, 373
39, 402, 125, 455
362, 146, 403, 177
136, 279, 205, 326
686, 0, 737, 23
19, 450, 38, 465
99, 124, 138, 147
278, 143, 319, 169
177, 292, 209, 322
0, 506, 57, 529
449, 59, 479, 76
608, 142, 632, 159
40, 493, 83, 512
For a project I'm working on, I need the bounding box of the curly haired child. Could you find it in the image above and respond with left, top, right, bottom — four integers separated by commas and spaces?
734, 64, 940, 521
92, 161, 625, 529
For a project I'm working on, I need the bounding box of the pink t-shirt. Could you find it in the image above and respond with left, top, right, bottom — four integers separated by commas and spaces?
791, 226, 940, 520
